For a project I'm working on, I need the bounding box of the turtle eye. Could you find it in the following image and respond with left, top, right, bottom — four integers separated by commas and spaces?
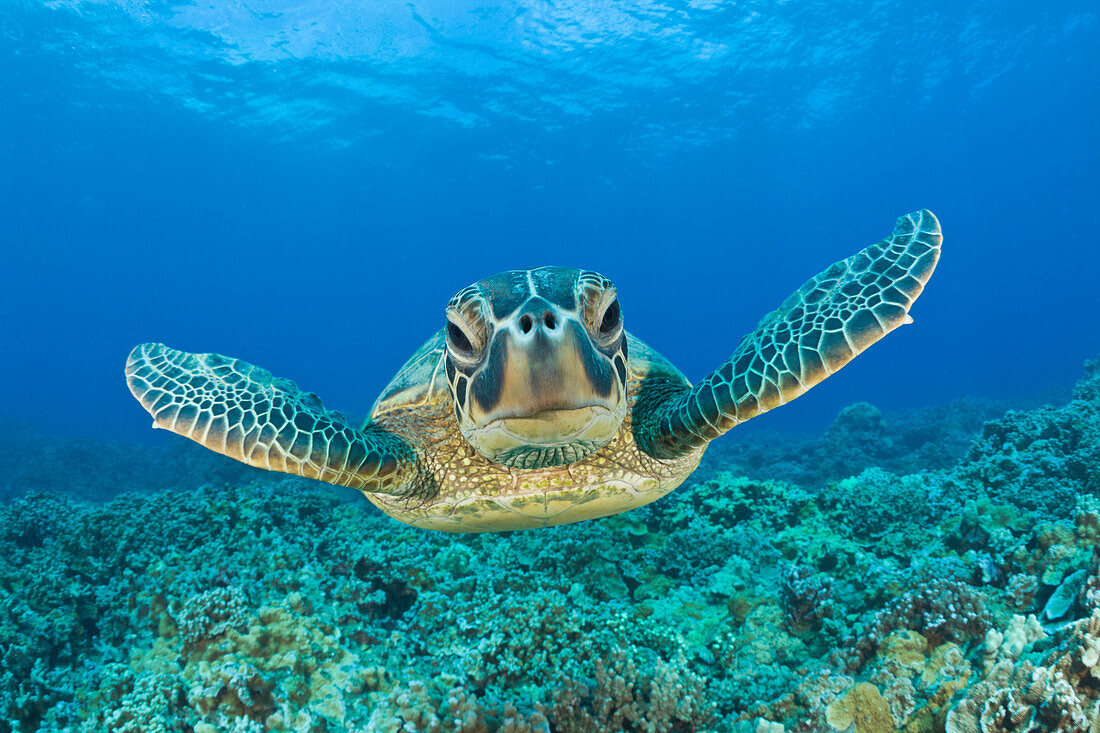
599, 299, 621, 336
446, 320, 476, 356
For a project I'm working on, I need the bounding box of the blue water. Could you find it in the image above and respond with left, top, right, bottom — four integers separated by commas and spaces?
1, 2, 1096, 444
3, 4, 1100, 731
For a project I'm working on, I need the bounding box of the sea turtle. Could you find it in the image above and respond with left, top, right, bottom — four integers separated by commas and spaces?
126, 210, 941, 532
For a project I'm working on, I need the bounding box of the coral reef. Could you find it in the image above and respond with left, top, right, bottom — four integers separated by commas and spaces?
945, 609, 1100, 732
701, 398, 1014, 489
0, 420, 272, 501
0, 355, 1098, 731
551, 649, 715, 732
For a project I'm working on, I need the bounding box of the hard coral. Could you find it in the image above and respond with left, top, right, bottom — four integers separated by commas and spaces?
958, 395, 1100, 519
190, 602, 371, 729
1004, 573, 1038, 612
551, 648, 715, 733
368, 676, 549, 733
874, 580, 993, 648
703, 397, 1008, 489
831, 579, 992, 676
946, 609, 1100, 733
824, 682, 893, 733
177, 587, 250, 650
781, 564, 838, 630
1074, 356, 1100, 404
818, 468, 937, 541
80, 666, 188, 733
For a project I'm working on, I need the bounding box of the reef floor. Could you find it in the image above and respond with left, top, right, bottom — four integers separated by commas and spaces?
2, 358, 1099, 732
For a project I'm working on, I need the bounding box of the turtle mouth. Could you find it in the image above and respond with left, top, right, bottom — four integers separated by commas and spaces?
488, 406, 616, 445
471, 405, 625, 468
493, 442, 605, 469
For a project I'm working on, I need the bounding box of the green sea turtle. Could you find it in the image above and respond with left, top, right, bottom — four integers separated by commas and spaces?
126, 210, 941, 532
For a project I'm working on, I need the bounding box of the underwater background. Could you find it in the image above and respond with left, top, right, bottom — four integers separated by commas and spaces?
1, 1, 1099, 731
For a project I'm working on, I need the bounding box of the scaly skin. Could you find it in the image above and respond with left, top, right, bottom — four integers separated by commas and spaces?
125, 344, 421, 494
634, 209, 942, 459
362, 334, 704, 531
124, 210, 941, 532
126, 335, 702, 532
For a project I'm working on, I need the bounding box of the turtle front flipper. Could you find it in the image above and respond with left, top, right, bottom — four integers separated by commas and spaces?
125, 343, 422, 495
635, 209, 942, 459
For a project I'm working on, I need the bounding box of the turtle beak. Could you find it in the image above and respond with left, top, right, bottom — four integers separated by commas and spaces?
468, 297, 620, 426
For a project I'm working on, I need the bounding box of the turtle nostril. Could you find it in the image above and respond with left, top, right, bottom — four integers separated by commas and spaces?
543, 311, 556, 330
519, 314, 534, 334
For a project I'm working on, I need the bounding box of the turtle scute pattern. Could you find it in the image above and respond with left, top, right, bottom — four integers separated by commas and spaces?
124, 343, 416, 494
641, 209, 942, 459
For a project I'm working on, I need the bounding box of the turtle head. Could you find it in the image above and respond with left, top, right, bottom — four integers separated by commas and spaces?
443, 267, 629, 469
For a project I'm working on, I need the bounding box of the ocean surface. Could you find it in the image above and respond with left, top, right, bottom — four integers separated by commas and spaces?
1, 1, 1099, 731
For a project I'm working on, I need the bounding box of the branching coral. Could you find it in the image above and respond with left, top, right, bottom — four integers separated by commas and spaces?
367, 676, 550, 733
781, 564, 838, 630
833, 579, 993, 675
873, 580, 993, 648
80, 666, 188, 733
551, 648, 715, 733
946, 609, 1100, 733
176, 587, 251, 651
